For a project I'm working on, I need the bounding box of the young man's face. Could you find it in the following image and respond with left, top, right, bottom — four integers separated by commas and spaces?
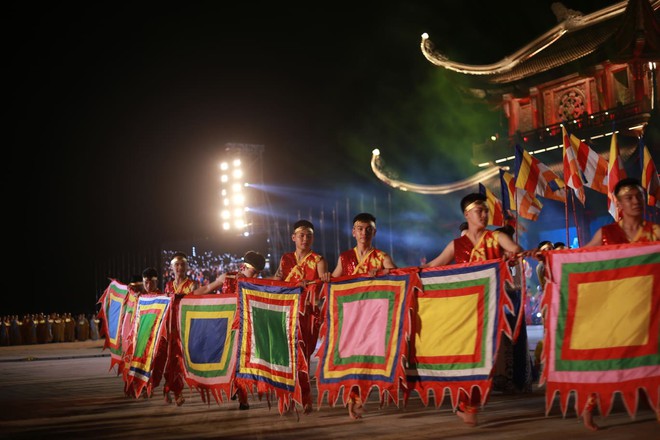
616, 187, 644, 218
292, 228, 314, 251
464, 205, 489, 229
241, 264, 260, 278
172, 260, 187, 277
143, 277, 158, 292
352, 221, 376, 245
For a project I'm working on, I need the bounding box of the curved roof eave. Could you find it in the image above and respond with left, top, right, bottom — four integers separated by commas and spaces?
420, 1, 629, 77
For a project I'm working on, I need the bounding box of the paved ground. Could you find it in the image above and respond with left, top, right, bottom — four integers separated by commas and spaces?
0, 336, 657, 440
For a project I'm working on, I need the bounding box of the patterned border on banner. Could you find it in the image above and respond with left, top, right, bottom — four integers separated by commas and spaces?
97, 280, 128, 370
406, 260, 510, 409
177, 295, 238, 403
125, 295, 171, 397
235, 279, 303, 412
316, 268, 416, 408
542, 242, 660, 419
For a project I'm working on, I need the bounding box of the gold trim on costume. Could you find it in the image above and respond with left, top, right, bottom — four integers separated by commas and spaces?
464, 200, 488, 214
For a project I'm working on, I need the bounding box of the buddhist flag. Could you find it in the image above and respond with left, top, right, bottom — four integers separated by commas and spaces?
568, 134, 609, 194
607, 133, 627, 220
641, 143, 660, 208
515, 144, 566, 202
562, 126, 586, 205
479, 183, 504, 226
500, 169, 543, 221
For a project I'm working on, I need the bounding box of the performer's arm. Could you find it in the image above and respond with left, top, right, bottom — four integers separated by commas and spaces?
192, 273, 226, 295
271, 259, 284, 280
316, 257, 331, 282
583, 228, 603, 248
422, 241, 454, 268
331, 256, 343, 278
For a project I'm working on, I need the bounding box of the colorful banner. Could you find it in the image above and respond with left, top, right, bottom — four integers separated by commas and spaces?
176, 295, 239, 404
234, 279, 305, 414
97, 279, 128, 371
515, 144, 566, 202
607, 133, 627, 220
406, 260, 512, 409
541, 242, 660, 419
124, 294, 172, 398
316, 268, 417, 409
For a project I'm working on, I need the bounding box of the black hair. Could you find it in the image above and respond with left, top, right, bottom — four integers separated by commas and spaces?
142, 267, 158, 279
243, 250, 266, 271
353, 212, 376, 225
614, 177, 643, 196
460, 193, 487, 212
293, 219, 314, 232
459, 222, 468, 232
537, 240, 553, 249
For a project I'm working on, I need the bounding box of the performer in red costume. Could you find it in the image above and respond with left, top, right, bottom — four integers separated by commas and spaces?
192, 250, 266, 410
422, 193, 524, 426
164, 252, 198, 295
272, 220, 330, 414
585, 178, 659, 248
162, 253, 198, 405
580, 177, 659, 431
331, 212, 396, 278
142, 267, 161, 294
331, 212, 397, 419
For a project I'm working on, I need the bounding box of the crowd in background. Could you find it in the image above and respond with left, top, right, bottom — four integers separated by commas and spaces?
161, 250, 245, 288
0, 313, 102, 346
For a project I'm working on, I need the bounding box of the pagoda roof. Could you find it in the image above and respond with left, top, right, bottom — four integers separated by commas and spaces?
421, 0, 660, 86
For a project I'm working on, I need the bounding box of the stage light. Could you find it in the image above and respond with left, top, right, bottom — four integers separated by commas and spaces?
233, 194, 245, 205
221, 209, 230, 219
220, 143, 265, 235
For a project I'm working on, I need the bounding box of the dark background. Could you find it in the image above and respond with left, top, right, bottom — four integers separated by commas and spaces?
8, 1, 620, 314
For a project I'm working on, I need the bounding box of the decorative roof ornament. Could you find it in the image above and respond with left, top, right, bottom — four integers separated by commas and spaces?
370, 149, 501, 195
420, 1, 643, 82
550, 2, 584, 24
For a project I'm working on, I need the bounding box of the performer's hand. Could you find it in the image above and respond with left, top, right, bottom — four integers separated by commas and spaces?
319, 272, 331, 283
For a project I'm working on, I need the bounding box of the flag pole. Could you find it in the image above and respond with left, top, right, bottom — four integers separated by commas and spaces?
564, 192, 570, 246
570, 191, 581, 247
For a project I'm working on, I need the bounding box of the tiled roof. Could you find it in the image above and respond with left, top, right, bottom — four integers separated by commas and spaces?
421, 0, 660, 86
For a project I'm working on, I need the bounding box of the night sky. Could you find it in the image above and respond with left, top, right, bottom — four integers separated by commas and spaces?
10, 1, 618, 314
